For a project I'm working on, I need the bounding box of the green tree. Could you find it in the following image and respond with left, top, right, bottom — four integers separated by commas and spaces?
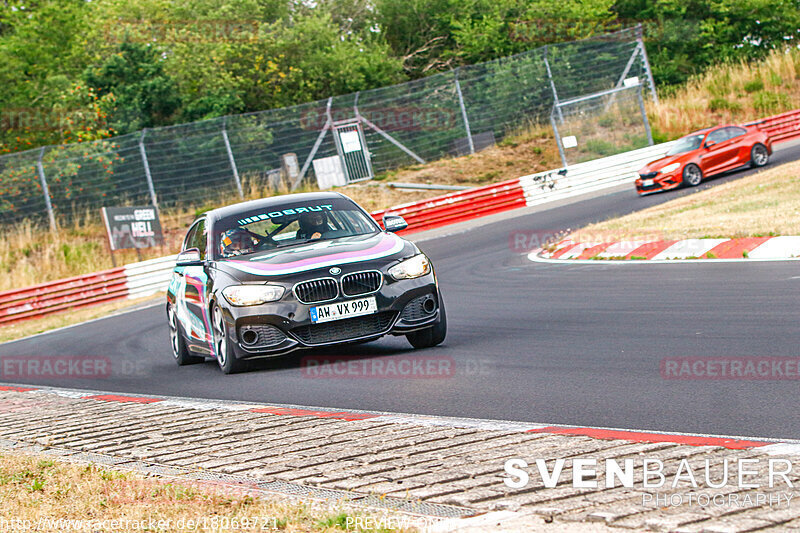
83, 41, 182, 133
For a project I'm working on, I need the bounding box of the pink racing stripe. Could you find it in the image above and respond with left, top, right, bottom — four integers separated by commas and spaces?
706, 237, 771, 259
83, 394, 163, 404
228, 234, 403, 275
250, 406, 380, 421
625, 240, 679, 259
528, 426, 768, 449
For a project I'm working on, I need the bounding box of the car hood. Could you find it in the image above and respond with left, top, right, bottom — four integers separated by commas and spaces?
639, 153, 687, 174
216, 232, 411, 279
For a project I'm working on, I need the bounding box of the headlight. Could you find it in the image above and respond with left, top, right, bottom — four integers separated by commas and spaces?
389, 254, 431, 280
222, 285, 285, 306
660, 163, 680, 174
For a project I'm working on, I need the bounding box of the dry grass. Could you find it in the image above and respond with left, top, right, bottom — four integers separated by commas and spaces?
649, 47, 800, 140
573, 160, 800, 242
0, 452, 419, 532
0, 295, 163, 344
374, 123, 560, 188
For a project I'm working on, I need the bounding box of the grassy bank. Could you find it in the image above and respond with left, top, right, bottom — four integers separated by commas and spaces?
572, 160, 800, 242
650, 47, 800, 141
3, 48, 800, 293
0, 452, 418, 532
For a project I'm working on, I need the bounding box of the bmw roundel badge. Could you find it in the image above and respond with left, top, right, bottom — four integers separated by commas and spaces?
329, 267, 341, 275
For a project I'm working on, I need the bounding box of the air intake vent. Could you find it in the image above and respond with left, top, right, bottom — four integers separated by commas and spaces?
294, 278, 338, 304
341, 271, 382, 297
292, 312, 396, 345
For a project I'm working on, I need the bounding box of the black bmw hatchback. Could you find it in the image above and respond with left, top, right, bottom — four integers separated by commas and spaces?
166, 192, 446, 373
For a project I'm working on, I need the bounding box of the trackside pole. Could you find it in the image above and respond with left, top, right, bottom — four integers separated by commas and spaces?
139, 129, 160, 217
222, 117, 244, 199
454, 71, 475, 155
36, 146, 57, 231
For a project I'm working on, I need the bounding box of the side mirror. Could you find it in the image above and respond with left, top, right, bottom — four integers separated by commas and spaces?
382, 214, 409, 233
176, 248, 203, 267
704, 140, 717, 149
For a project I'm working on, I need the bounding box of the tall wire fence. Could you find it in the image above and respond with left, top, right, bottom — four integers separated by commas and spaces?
0, 26, 656, 228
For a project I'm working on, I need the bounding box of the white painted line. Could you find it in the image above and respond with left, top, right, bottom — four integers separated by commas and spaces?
748, 236, 800, 259
651, 238, 728, 260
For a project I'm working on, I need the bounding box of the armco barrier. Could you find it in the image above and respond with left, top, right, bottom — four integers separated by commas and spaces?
755, 108, 800, 144
3, 108, 799, 326
0, 268, 127, 325
520, 141, 677, 207
371, 179, 526, 234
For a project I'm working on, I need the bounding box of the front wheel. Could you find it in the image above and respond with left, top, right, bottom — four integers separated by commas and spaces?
212, 304, 245, 374
168, 304, 204, 366
682, 163, 702, 187
750, 143, 769, 168
406, 296, 447, 349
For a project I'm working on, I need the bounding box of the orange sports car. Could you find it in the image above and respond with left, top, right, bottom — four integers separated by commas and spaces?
635, 124, 773, 195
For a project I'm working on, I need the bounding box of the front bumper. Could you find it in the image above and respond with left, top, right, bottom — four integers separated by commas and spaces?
635, 170, 682, 195
219, 274, 441, 359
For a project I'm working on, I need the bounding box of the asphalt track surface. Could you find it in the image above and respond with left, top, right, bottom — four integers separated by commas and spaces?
4, 142, 800, 439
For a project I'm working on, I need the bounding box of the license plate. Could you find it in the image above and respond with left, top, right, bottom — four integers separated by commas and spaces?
642, 179, 654, 186
310, 297, 377, 324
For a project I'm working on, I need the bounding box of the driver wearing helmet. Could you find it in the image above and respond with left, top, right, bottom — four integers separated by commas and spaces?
219, 228, 256, 257
297, 211, 329, 240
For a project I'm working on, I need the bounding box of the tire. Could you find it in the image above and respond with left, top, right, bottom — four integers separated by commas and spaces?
212, 304, 245, 374
168, 304, 204, 366
750, 143, 769, 168
682, 163, 702, 187
406, 295, 447, 349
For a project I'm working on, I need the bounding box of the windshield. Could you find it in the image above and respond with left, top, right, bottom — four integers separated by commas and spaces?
666, 134, 705, 155
214, 198, 379, 259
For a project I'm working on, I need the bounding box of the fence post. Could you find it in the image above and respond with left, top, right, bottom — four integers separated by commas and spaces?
222, 117, 244, 199
454, 70, 474, 154
636, 24, 658, 105
638, 86, 654, 146
295, 97, 333, 190
543, 45, 564, 123
36, 146, 57, 231
550, 112, 568, 168
138, 129, 159, 214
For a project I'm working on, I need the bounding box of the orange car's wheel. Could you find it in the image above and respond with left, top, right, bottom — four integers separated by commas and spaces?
750, 143, 769, 168
682, 164, 702, 187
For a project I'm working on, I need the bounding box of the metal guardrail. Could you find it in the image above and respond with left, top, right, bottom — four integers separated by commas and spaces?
4, 108, 799, 326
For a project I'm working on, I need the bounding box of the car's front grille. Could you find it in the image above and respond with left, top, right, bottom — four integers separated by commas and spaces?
238, 324, 287, 349
291, 312, 396, 345
294, 278, 338, 304
400, 294, 437, 322
639, 172, 658, 180
341, 271, 383, 296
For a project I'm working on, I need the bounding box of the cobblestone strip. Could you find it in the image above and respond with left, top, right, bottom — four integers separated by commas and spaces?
1, 386, 800, 532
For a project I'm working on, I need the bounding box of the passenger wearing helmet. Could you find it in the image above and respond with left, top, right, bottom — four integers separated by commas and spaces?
297, 211, 329, 240
220, 228, 256, 257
